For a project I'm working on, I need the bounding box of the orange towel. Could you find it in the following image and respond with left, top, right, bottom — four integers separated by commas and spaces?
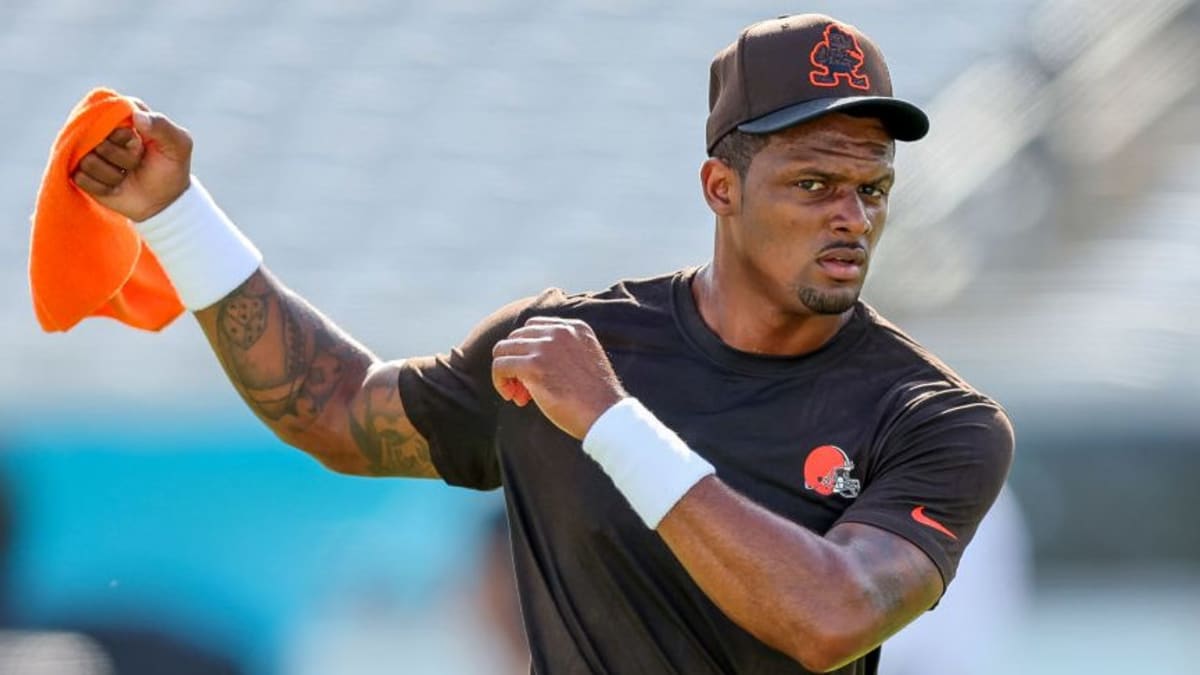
29, 87, 184, 333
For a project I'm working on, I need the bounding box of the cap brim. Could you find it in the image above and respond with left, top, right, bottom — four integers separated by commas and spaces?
737, 96, 929, 142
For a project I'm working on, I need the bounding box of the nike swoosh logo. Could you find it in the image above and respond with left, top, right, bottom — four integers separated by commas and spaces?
911, 506, 958, 541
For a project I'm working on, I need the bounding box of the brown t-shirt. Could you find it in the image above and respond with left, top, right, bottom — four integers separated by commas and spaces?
398, 268, 1014, 675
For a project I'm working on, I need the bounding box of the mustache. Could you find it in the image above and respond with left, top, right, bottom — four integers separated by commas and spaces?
817, 242, 866, 255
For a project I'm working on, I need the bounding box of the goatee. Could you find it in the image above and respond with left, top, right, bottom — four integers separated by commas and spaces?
797, 286, 859, 315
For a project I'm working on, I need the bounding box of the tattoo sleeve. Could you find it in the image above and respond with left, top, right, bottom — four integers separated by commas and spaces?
195, 269, 437, 478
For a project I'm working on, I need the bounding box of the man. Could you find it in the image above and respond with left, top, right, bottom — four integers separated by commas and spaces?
71, 14, 1013, 675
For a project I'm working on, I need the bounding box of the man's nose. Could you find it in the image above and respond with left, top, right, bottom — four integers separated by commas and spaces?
830, 191, 871, 236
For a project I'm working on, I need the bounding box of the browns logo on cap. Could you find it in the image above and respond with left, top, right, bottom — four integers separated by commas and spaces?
706, 14, 929, 153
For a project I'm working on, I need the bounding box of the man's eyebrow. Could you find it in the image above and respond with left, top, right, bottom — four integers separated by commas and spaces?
872, 170, 896, 186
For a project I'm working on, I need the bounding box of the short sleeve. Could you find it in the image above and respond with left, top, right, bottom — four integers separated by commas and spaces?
397, 294, 545, 490
835, 394, 1014, 590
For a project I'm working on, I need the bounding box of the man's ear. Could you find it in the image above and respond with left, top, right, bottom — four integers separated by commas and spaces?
700, 158, 740, 217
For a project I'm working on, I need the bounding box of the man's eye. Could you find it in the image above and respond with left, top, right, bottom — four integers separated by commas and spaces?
797, 179, 827, 192
860, 185, 888, 198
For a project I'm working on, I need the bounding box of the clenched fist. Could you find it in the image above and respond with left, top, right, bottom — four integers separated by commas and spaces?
492, 317, 627, 440
72, 101, 193, 222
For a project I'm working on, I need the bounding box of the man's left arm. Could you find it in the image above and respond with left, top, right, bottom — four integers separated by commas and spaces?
491, 316, 1013, 673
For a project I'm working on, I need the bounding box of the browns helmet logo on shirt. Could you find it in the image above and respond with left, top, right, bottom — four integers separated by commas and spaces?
803, 445, 861, 498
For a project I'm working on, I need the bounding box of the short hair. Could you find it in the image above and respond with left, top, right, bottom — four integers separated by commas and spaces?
709, 130, 770, 179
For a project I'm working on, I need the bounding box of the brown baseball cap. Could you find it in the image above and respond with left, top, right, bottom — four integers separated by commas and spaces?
707, 14, 929, 153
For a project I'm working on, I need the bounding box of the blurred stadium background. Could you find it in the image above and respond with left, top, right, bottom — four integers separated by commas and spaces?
3, 0, 1199, 673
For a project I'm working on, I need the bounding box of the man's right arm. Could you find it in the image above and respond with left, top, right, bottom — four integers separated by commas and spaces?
72, 105, 437, 479
194, 268, 438, 478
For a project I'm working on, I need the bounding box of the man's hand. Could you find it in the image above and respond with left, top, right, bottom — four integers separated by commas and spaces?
72, 102, 193, 222
492, 317, 626, 439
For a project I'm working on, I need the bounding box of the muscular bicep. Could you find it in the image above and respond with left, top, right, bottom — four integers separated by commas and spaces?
343, 360, 438, 478
826, 522, 944, 643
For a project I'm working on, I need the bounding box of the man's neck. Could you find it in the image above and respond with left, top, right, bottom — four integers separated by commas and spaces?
691, 263, 853, 357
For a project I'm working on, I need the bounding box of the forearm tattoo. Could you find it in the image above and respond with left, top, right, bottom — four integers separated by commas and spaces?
215, 273, 341, 422
206, 271, 434, 477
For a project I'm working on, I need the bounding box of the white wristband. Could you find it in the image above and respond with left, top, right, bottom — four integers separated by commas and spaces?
134, 177, 262, 310
582, 398, 716, 529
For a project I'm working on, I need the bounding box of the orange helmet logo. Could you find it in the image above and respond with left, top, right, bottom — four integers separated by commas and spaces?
803, 445, 861, 498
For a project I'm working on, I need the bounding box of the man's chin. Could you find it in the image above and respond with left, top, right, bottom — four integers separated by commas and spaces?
797, 285, 860, 315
